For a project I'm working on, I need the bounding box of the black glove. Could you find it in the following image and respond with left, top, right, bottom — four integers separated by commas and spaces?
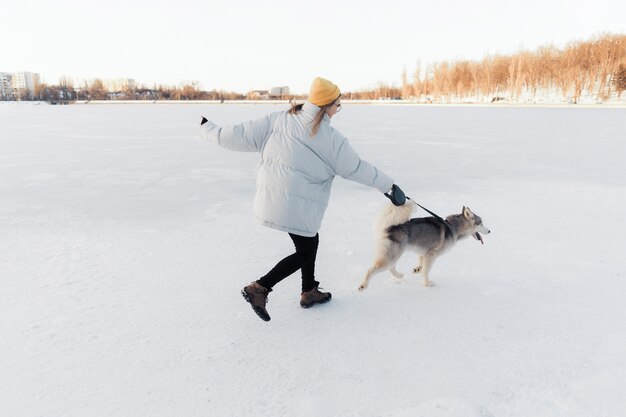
384, 184, 406, 206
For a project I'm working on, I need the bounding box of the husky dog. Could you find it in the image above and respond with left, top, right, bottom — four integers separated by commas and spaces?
358, 202, 490, 291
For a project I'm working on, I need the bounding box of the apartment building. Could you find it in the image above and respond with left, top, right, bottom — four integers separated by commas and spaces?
0, 72, 12, 98
270, 86, 289, 97
11, 72, 40, 95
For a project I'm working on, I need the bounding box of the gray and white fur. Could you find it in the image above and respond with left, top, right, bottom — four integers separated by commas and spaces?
358, 201, 490, 290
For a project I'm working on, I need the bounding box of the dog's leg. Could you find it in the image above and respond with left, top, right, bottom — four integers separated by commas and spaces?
359, 258, 391, 291
358, 260, 385, 291
390, 265, 404, 279
421, 254, 438, 287
360, 241, 403, 291
412, 256, 424, 274
420, 226, 446, 287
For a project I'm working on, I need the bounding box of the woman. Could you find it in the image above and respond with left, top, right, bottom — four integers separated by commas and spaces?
200, 77, 406, 321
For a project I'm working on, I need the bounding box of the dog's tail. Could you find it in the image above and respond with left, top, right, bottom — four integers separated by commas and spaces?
373, 201, 416, 237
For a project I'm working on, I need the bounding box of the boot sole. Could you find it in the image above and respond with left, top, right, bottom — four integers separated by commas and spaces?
300, 294, 332, 309
241, 289, 271, 322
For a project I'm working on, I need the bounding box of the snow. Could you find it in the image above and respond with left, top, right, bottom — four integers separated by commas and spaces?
1, 103, 626, 417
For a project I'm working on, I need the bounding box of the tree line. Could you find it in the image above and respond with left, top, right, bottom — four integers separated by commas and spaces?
392, 33, 626, 103
29, 78, 247, 103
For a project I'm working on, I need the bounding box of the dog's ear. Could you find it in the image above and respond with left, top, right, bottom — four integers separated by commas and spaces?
463, 206, 474, 219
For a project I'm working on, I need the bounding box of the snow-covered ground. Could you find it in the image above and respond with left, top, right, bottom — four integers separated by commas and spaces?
1, 103, 625, 417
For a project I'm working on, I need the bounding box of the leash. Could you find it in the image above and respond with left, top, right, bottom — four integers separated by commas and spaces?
405, 197, 447, 223
385, 187, 451, 230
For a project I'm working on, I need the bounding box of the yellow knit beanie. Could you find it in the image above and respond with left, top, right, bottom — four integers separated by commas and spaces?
308, 77, 341, 107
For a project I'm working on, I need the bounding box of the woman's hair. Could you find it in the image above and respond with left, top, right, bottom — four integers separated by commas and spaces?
288, 97, 340, 136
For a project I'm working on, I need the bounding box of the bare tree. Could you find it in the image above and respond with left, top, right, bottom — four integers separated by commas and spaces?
59, 75, 75, 100
88, 79, 108, 100
400, 68, 411, 99
614, 63, 626, 96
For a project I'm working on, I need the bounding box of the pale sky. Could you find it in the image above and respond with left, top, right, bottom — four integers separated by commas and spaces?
3, 0, 625, 94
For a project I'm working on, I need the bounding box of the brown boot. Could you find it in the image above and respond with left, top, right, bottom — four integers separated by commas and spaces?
300, 287, 332, 308
241, 282, 271, 321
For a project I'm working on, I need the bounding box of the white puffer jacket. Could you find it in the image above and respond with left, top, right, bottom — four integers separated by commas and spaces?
200, 102, 393, 237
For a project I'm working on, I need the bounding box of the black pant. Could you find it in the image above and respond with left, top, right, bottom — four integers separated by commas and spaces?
257, 233, 320, 293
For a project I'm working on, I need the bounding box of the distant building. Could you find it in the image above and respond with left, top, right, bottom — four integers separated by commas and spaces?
248, 90, 270, 100
103, 78, 136, 92
248, 87, 289, 100
270, 86, 289, 97
0, 71, 40, 98
11, 72, 40, 96
0, 72, 12, 98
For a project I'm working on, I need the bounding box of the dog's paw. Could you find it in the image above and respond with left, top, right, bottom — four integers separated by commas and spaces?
358, 284, 367, 291
423, 280, 436, 287
412, 266, 422, 274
